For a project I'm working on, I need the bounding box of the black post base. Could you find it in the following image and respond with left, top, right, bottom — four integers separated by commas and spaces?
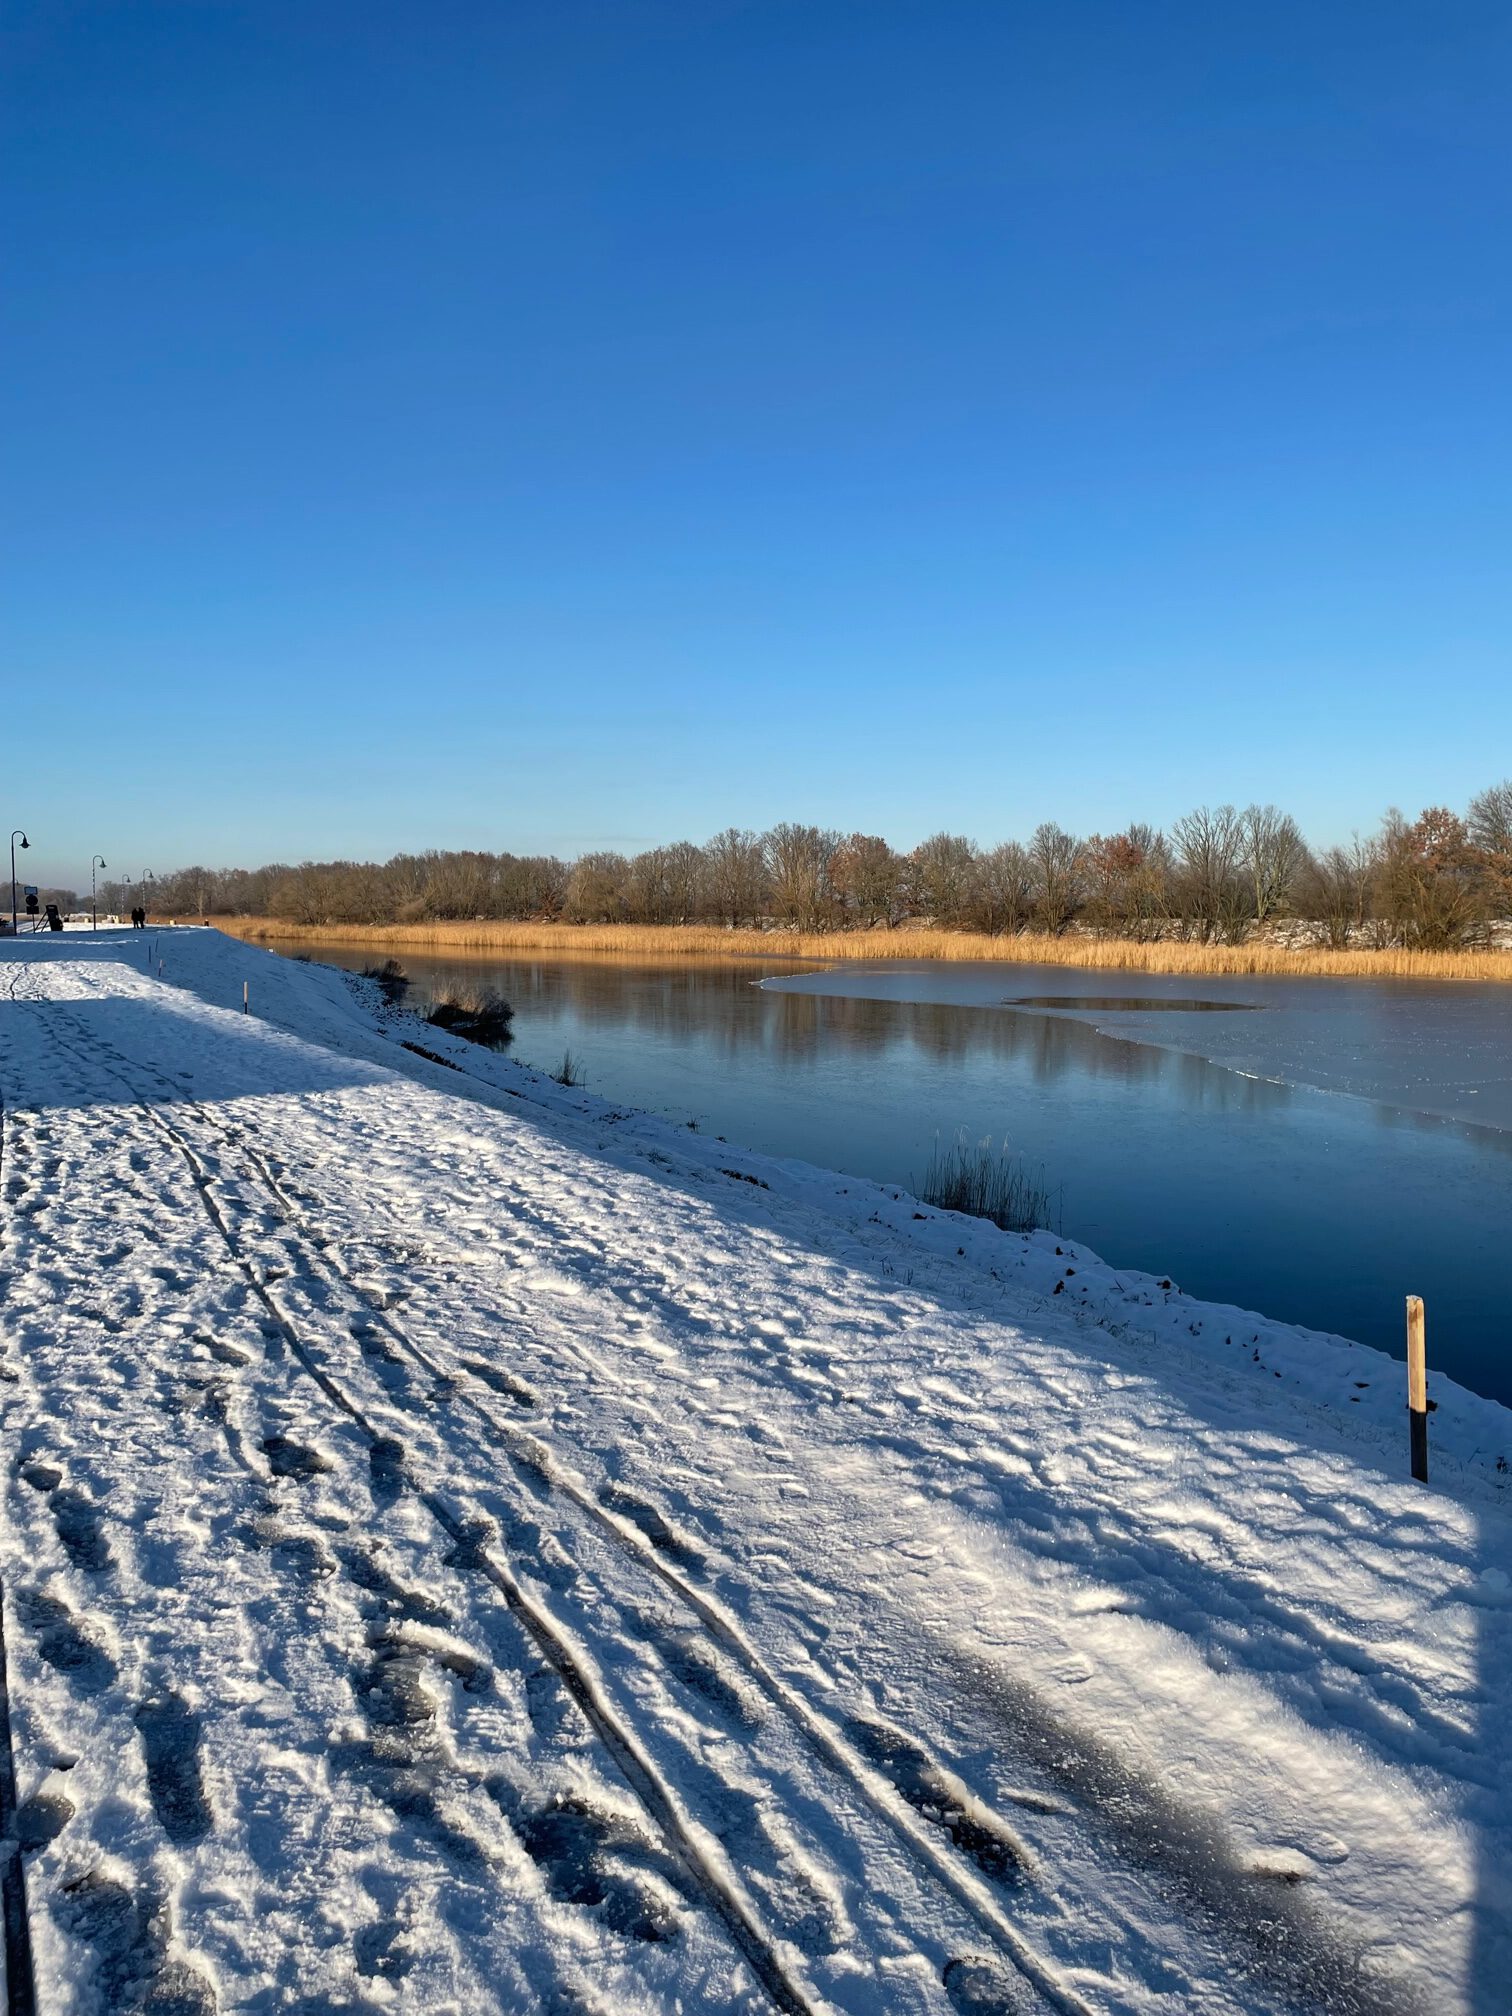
1409, 1406, 1429, 1484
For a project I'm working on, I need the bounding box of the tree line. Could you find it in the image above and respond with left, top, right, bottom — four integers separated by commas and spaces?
112, 781, 1512, 950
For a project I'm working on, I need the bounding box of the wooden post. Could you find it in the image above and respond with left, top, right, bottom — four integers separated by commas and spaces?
242, 981, 249, 1015
1406, 1295, 1428, 1483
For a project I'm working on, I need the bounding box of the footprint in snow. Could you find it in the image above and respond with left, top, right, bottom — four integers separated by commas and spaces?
943, 1955, 1038, 2015
16, 1589, 118, 1694
461, 1357, 538, 1408
646, 1621, 763, 1731
599, 1483, 702, 1565
354, 1917, 416, 1984
524, 1665, 592, 1748
490, 1785, 682, 1944
16, 1788, 75, 1852
846, 1717, 1030, 1884
51, 1486, 112, 1573
260, 1434, 332, 1480
135, 1681, 214, 1846
340, 1544, 449, 1626
368, 1437, 407, 1508
332, 1638, 491, 1868
51, 1871, 217, 2016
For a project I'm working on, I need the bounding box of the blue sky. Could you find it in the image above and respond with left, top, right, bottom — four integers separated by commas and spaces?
5, 1, 1510, 886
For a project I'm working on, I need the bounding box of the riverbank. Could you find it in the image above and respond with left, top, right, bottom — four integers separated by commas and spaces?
3, 927, 1507, 2011
213, 914, 1512, 981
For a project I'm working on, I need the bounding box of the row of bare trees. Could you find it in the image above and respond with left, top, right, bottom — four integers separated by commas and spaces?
118, 782, 1512, 950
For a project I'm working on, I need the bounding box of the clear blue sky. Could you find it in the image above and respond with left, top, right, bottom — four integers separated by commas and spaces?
6, 1, 1510, 888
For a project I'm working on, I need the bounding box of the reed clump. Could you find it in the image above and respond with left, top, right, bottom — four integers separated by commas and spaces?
360, 957, 411, 1005
916, 1134, 1052, 1234
218, 916, 1512, 983
424, 983, 515, 1049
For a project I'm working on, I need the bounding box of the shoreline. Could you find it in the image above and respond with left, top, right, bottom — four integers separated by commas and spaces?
211, 915, 1512, 983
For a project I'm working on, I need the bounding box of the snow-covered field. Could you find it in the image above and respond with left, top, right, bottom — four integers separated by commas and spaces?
0, 927, 1507, 2016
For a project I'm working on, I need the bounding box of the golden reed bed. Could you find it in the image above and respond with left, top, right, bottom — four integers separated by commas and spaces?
210, 917, 1512, 982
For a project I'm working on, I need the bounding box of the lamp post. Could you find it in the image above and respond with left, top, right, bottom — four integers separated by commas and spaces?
142, 872, 155, 924
92, 856, 107, 930
9, 830, 28, 937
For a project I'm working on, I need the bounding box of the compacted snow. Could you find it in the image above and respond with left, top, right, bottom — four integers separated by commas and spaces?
0, 927, 1507, 2016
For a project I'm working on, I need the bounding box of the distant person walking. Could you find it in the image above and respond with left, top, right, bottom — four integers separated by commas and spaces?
131, 906, 145, 929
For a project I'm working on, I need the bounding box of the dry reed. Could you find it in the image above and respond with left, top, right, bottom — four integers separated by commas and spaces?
213, 917, 1512, 983
424, 982, 515, 1048
917, 1135, 1053, 1233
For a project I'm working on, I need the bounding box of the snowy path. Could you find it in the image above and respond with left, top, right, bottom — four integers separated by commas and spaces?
0, 932, 1506, 2015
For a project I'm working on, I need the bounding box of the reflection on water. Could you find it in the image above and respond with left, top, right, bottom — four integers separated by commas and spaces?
270, 942, 1512, 1404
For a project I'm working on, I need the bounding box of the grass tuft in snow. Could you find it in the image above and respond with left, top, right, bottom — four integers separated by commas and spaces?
916, 1133, 1052, 1234
549, 1047, 583, 1086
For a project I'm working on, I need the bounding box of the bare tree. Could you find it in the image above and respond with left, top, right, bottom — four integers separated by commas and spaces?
1030, 822, 1082, 934
270, 862, 348, 927
423, 848, 497, 919
564, 852, 630, 922
705, 828, 767, 926
626, 848, 672, 923
830, 834, 902, 925
1375, 807, 1482, 949
497, 854, 567, 917
1469, 779, 1512, 917
1081, 832, 1146, 937
1468, 778, 1512, 857
764, 824, 837, 929
1300, 837, 1375, 948
910, 832, 979, 927
1170, 805, 1242, 941
662, 840, 706, 923
1241, 805, 1304, 927
971, 840, 1035, 935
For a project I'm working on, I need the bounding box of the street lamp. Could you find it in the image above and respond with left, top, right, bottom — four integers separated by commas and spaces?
142, 872, 155, 924
9, 831, 28, 937
92, 856, 107, 930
